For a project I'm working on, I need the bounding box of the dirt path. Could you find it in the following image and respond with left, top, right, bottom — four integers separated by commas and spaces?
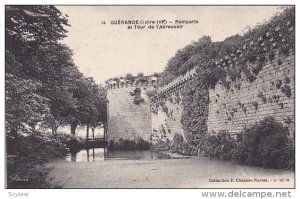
48, 157, 294, 188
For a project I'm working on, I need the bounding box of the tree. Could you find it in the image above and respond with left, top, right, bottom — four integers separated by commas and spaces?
5, 71, 50, 137
89, 86, 107, 139
5, 5, 70, 137
66, 76, 107, 137
162, 36, 212, 84
5, 5, 108, 139
6, 5, 69, 51
137, 72, 144, 77
125, 73, 134, 81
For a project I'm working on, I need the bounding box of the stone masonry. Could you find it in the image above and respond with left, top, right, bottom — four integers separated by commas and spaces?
106, 79, 157, 141
106, 53, 294, 142
207, 53, 295, 136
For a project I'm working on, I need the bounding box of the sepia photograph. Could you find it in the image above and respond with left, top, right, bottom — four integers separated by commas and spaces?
4, 4, 295, 190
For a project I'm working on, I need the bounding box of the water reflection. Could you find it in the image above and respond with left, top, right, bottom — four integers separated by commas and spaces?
67, 148, 108, 162
66, 148, 170, 162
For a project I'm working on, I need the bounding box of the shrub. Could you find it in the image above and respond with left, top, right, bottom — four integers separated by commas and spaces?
108, 138, 150, 151
137, 72, 144, 77
280, 85, 292, 98
173, 133, 184, 146
151, 134, 195, 156
125, 73, 134, 81
6, 131, 72, 188
232, 117, 294, 169
132, 88, 145, 105
151, 139, 171, 152
146, 89, 157, 99
276, 140, 295, 170
205, 132, 236, 160
133, 97, 144, 105
108, 140, 115, 150
171, 133, 184, 152
65, 135, 85, 152
135, 137, 150, 150
177, 142, 194, 156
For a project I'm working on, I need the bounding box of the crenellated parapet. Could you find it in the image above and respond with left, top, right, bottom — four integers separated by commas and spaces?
106, 76, 161, 90
157, 68, 197, 96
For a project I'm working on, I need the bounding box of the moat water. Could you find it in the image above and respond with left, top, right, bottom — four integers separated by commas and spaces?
55, 147, 295, 188
65, 148, 171, 162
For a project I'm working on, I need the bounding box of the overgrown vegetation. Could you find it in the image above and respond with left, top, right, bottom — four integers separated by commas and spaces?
162, 7, 294, 86
131, 88, 145, 105
151, 134, 196, 156
6, 132, 84, 188
181, 80, 209, 148
106, 72, 161, 84
146, 89, 157, 99
108, 138, 150, 151
152, 117, 294, 170
232, 117, 294, 169
205, 132, 237, 161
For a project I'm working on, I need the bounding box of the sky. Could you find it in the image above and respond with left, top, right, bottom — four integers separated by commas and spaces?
57, 6, 282, 84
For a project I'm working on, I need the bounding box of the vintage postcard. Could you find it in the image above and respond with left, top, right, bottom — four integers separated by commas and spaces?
5, 5, 295, 190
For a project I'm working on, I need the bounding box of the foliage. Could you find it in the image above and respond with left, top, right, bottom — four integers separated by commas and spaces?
125, 73, 134, 81
205, 132, 236, 160
133, 97, 145, 105
151, 133, 196, 156
145, 89, 157, 99
137, 72, 144, 77
181, 79, 209, 146
173, 133, 184, 146
5, 5, 108, 188
151, 139, 172, 152
160, 7, 294, 88
107, 72, 161, 85
152, 72, 160, 77
276, 140, 295, 170
280, 85, 292, 98
5, 5, 69, 137
131, 88, 145, 105
5, 5, 107, 137
6, 131, 81, 188
152, 117, 294, 170
108, 138, 150, 151
232, 117, 294, 169
5, 73, 50, 135
160, 36, 213, 85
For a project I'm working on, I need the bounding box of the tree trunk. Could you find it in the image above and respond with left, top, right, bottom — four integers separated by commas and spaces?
71, 121, 78, 135
52, 125, 59, 135
86, 124, 90, 140
52, 127, 56, 135
92, 128, 95, 140
86, 149, 90, 162
104, 123, 107, 140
